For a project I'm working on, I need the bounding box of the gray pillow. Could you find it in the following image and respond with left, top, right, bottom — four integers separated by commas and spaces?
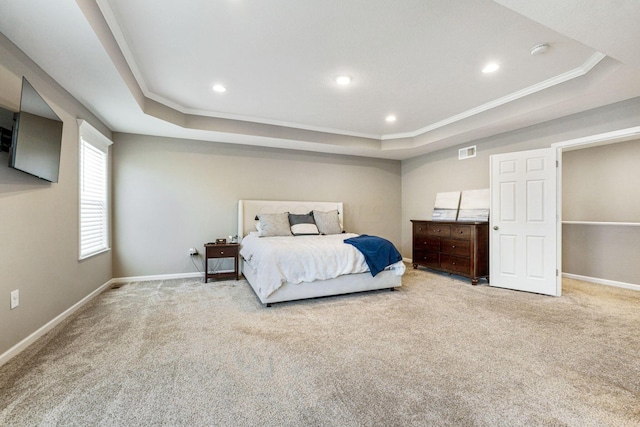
257, 213, 292, 237
312, 210, 342, 235
288, 212, 320, 235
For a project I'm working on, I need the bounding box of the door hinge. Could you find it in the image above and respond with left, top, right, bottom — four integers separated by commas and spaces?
556, 269, 559, 277
556, 160, 559, 167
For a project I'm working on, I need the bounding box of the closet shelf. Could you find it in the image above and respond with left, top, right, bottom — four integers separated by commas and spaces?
562, 221, 640, 227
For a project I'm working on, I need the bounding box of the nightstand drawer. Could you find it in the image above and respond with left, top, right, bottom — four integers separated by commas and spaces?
440, 238, 470, 257
440, 254, 470, 275
207, 246, 238, 258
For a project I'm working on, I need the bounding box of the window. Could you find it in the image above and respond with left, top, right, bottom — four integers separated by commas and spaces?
78, 120, 112, 259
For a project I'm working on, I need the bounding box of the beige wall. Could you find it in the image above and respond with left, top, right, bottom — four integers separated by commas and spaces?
0, 34, 112, 356
562, 139, 640, 222
561, 139, 640, 284
401, 97, 640, 285
562, 224, 639, 284
111, 133, 402, 278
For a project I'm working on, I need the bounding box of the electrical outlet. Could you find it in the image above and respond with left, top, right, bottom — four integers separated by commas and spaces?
189, 247, 198, 256
10, 290, 19, 309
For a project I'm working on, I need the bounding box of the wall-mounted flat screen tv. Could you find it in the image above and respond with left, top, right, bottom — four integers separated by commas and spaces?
7, 77, 64, 183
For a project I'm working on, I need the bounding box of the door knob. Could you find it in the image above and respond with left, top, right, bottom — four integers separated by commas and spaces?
493, 226, 499, 230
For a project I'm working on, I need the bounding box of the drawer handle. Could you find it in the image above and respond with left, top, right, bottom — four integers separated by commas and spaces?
451, 245, 456, 248
459, 231, 464, 234
452, 262, 456, 265
434, 229, 440, 232
220, 251, 224, 254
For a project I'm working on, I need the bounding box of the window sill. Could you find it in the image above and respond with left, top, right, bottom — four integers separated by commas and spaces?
79, 247, 111, 261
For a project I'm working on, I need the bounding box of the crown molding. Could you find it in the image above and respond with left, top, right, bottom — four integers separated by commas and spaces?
95, 0, 149, 95
382, 52, 607, 141
145, 91, 381, 140
551, 125, 640, 150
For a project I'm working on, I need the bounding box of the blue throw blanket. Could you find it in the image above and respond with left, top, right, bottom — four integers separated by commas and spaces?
344, 235, 402, 277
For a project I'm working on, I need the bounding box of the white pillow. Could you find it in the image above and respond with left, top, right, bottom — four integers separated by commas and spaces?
312, 210, 342, 235
290, 223, 320, 235
257, 213, 292, 237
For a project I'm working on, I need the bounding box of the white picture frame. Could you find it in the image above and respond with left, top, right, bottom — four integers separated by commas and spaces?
458, 189, 490, 221
432, 191, 461, 221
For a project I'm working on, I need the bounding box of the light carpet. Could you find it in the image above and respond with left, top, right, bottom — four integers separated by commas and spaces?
1, 266, 639, 426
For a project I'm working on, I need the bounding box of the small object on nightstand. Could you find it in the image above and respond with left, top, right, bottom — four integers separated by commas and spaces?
216, 238, 226, 244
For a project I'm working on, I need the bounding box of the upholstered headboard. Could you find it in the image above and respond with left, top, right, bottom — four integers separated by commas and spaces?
238, 200, 344, 241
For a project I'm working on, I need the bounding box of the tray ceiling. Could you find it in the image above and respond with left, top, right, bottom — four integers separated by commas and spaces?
1, 0, 639, 159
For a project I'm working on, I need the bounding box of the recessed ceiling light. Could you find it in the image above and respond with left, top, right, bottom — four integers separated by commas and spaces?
336, 75, 351, 85
212, 84, 226, 93
482, 63, 500, 73
386, 115, 397, 123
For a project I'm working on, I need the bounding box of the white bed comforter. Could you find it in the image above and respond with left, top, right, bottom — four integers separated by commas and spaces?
240, 232, 404, 298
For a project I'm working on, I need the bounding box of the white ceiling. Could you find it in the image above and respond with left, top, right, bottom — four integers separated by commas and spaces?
1, 0, 639, 160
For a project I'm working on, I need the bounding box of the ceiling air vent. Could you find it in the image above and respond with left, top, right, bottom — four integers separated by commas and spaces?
459, 145, 476, 160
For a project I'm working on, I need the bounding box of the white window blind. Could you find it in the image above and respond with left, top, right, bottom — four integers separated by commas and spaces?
78, 120, 112, 259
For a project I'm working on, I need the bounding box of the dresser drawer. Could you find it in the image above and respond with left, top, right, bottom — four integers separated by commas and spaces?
427, 224, 451, 237
414, 250, 439, 268
440, 238, 470, 257
451, 225, 471, 240
413, 222, 430, 238
414, 237, 440, 252
440, 254, 470, 275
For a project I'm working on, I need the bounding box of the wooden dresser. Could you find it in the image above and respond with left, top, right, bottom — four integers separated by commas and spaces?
411, 220, 489, 285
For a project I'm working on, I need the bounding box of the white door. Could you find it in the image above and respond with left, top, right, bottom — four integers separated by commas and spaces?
490, 148, 561, 296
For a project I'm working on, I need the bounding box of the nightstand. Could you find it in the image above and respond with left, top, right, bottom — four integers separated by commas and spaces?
204, 243, 239, 282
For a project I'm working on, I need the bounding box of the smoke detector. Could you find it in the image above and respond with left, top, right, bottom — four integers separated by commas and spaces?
530, 43, 549, 55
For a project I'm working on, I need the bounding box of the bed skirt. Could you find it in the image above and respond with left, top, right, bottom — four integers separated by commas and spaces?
242, 259, 402, 306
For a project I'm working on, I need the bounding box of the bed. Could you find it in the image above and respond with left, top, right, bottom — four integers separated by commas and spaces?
238, 200, 405, 306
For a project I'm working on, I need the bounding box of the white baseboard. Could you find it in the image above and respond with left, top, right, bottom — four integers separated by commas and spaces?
111, 270, 243, 284
112, 271, 204, 283
0, 278, 115, 368
562, 273, 640, 292
402, 257, 412, 264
